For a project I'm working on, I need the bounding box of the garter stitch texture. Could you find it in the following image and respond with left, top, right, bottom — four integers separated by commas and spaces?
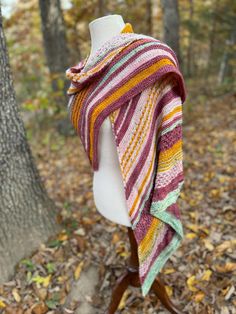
65, 22, 187, 297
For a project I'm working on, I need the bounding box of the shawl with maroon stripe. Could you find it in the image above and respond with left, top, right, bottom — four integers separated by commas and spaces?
65, 24, 187, 297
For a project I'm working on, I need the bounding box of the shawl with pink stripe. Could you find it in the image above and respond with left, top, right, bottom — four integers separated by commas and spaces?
65, 23, 187, 297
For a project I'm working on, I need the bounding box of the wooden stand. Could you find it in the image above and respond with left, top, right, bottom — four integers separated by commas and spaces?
105, 227, 182, 314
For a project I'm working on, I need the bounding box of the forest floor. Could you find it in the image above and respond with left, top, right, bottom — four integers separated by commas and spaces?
0, 88, 236, 314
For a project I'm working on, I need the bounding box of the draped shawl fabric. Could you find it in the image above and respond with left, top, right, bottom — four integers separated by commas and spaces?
65, 22, 187, 297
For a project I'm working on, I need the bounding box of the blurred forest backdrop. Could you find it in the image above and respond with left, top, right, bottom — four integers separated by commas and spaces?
0, 0, 236, 313
2, 0, 236, 114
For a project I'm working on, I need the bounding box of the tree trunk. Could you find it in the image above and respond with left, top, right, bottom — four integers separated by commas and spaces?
207, 0, 217, 75
97, 0, 106, 16
146, 0, 152, 36
38, 0, 70, 110
218, 28, 236, 85
186, 0, 194, 77
161, 0, 182, 68
0, 6, 60, 283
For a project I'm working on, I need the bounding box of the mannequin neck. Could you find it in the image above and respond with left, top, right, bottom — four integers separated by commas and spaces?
87, 14, 125, 61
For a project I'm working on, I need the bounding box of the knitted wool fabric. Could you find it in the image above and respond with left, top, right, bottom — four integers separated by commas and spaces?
65, 22, 187, 297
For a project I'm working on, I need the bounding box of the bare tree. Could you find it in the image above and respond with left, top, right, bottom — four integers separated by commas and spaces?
0, 6, 60, 283
218, 28, 236, 85
97, 0, 106, 16
146, 0, 153, 36
161, 0, 182, 67
186, 0, 194, 77
38, 0, 70, 108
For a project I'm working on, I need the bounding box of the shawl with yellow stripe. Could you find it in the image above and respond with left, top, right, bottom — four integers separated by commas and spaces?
65, 22, 187, 297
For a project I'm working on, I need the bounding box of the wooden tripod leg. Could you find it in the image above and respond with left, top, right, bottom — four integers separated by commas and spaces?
151, 276, 182, 314
106, 227, 182, 314
105, 269, 130, 314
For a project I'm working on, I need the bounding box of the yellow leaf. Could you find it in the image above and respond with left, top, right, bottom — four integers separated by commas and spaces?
180, 191, 186, 199
42, 274, 51, 288
119, 251, 130, 258
210, 189, 221, 198
189, 199, 198, 206
186, 233, 197, 239
118, 289, 130, 310
199, 227, 209, 235
187, 275, 199, 292
216, 240, 236, 254
57, 275, 68, 283
201, 270, 212, 281
58, 232, 68, 241
216, 263, 236, 273
203, 239, 214, 251
32, 275, 51, 288
186, 224, 199, 233
219, 176, 228, 183
112, 233, 120, 244
193, 291, 205, 302
189, 212, 196, 219
165, 285, 173, 297
12, 288, 21, 303
74, 261, 84, 280
0, 300, 6, 308
163, 268, 175, 274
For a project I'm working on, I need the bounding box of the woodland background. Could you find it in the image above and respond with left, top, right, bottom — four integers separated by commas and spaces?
0, 0, 236, 313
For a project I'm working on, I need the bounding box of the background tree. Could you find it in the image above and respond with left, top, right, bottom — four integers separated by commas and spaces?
97, 0, 107, 16
146, 0, 153, 36
186, 0, 194, 77
38, 0, 70, 110
161, 0, 181, 67
0, 5, 60, 283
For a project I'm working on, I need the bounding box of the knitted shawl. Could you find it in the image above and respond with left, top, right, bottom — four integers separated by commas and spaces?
65, 22, 187, 297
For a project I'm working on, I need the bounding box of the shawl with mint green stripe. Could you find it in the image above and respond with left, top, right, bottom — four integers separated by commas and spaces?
65, 25, 187, 297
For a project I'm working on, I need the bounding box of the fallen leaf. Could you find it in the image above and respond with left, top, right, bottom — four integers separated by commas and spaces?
187, 275, 199, 292
186, 233, 197, 239
42, 275, 51, 288
163, 268, 175, 274
215, 262, 236, 273
186, 224, 199, 233
32, 275, 51, 288
203, 239, 214, 251
74, 261, 84, 280
165, 285, 173, 297
118, 289, 131, 310
112, 232, 121, 244
32, 302, 48, 314
224, 285, 235, 301
201, 269, 212, 281
0, 300, 6, 308
220, 306, 230, 314
119, 251, 130, 258
57, 232, 68, 242
192, 291, 205, 302
215, 240, 236, 254
189, 212, 197, 219
12, 288, 21, 303
35, 288, 47, 301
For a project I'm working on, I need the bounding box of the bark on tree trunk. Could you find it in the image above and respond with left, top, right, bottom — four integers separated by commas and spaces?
97, 0, 106, 16
161, 0, 182, 68
218, 28, 236, 85
38, 0, 70, 110
146, 0, 153, 36
0, 6, 60, 283
207, 0, 217, 75
186, 0, 194, 77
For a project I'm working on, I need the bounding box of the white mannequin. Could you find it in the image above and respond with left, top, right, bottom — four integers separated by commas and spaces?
86, 15, 131, 227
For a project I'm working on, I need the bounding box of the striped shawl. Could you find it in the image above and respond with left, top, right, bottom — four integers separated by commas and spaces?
65, 23, 187, 297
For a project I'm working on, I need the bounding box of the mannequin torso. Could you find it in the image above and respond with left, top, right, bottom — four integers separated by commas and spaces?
86, 15, 131, 227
